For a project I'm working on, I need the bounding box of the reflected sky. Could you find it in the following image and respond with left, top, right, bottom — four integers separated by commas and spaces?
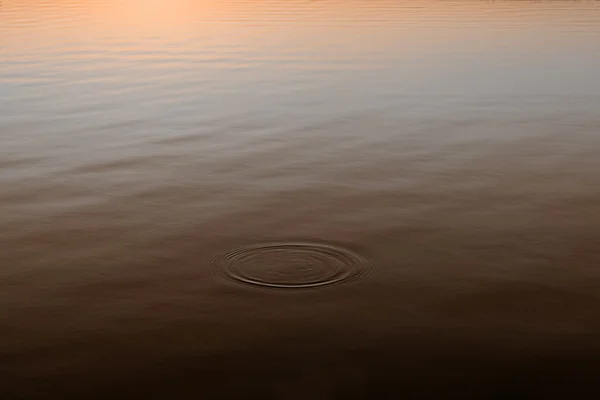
2, 0, 600, 123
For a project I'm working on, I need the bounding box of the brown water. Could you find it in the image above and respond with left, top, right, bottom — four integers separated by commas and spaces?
2, 1, 600, 398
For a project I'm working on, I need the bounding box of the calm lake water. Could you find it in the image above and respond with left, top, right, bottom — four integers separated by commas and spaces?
2, 1, 600, 398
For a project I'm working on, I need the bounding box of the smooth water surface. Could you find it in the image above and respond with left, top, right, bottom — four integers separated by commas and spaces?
2, 1, 600, 398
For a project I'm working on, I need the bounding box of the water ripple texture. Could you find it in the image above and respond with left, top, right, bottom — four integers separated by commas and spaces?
209, 242, 372, 289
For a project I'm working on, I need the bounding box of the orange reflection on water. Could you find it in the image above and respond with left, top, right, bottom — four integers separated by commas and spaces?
2, 0, 600, 57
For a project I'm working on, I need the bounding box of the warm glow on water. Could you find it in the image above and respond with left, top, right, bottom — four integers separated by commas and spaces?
2, 1, 600, 398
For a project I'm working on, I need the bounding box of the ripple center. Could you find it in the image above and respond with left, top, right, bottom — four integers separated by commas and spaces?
210, 242, 368, 289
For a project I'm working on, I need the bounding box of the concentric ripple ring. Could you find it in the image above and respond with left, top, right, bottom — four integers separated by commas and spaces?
209, 242, 369, 289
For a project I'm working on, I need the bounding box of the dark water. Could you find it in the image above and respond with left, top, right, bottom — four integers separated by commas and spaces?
2, 1, 600, 398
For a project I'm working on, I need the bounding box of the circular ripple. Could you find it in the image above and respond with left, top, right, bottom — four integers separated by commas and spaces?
209, 242, 369, 289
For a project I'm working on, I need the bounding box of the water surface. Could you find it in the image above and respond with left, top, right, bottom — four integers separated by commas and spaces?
2, 1, 600, 398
